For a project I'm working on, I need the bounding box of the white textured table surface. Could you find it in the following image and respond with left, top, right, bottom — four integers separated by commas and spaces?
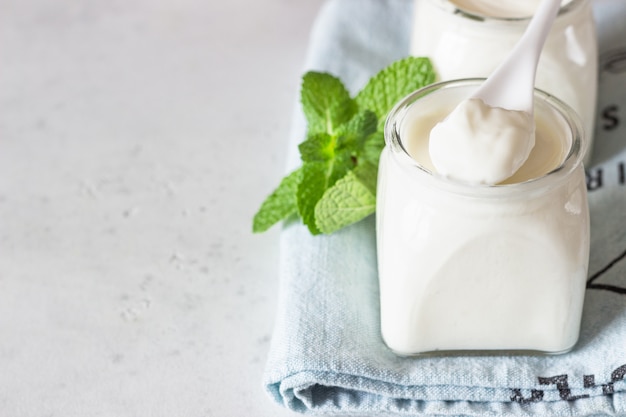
0, 0, 324, 415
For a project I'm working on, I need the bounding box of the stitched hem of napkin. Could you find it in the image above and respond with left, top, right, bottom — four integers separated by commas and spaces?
267, 370, 626, 416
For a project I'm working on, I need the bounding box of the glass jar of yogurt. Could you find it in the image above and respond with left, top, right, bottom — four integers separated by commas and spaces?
377, 79, 590, 355
410, 0, 598, 163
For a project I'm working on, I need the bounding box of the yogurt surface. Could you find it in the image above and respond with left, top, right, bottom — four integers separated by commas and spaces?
428, 98, 535, 185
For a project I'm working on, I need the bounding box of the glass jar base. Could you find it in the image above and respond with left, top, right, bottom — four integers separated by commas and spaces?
384, 341, 578, 357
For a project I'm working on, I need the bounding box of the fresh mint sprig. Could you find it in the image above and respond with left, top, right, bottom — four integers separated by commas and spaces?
253, 57, 435, 235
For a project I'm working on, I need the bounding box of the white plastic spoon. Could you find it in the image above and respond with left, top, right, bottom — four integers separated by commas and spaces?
428, 0, 562, 185
472, 0, 562, 112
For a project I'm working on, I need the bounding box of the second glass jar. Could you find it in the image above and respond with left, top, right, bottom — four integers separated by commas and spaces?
410, 0, 598, 163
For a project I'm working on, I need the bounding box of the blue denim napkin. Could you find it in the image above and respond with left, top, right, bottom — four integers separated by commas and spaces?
263, 0, 626, 415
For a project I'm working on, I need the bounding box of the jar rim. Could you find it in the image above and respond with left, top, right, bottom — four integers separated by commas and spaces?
425, 0, 585, 23
384, 78, 586, 197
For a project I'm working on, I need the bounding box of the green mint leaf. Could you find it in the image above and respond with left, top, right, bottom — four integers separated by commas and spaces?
359, 131, 385, 166
352, 161, 378, 194
252, 168, 302, 233
297, 150, 354, 234
296, 108, 368, 234
298, 132, 336, 162
296, 162, 328, 235
301, 72, 357, 135
337, 110, 378, 151
314, 170, 376, 234
299, 111, 375, 165
254, 57, 436, 235
355, 56, 435, 130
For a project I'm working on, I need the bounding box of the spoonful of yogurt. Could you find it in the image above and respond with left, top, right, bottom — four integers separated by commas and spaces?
428, 0, 562, 185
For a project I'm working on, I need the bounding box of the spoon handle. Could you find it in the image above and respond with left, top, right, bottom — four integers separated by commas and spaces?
472, 0, 562, 113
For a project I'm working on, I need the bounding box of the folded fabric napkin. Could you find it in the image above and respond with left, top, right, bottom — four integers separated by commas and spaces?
263, 0, 626, 415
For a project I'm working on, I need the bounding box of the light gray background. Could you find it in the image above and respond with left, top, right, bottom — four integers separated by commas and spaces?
0, 0, 325, 415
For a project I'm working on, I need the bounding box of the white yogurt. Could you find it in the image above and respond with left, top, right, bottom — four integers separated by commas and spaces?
410, 0, 597, 163
377, 80, 589, 355
428, 98, 535, 185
